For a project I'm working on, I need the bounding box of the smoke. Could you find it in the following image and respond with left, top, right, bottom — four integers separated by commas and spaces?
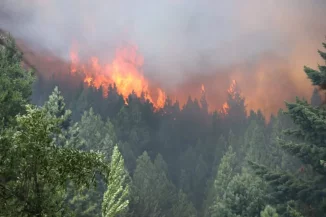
1, 0, 326, 115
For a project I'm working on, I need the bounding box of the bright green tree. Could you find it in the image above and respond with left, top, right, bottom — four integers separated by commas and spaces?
102, 146, 130, 217
0, 105, 108, 216
260, 205, 279, 217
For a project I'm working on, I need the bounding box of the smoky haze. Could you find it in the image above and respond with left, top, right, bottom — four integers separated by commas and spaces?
0, 0, 326, 115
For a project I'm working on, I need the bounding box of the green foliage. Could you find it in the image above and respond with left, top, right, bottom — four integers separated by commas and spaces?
65, 108, 117, 217
44, 86, 72, 130
260, 205, 279, 217
304, 42, 326, 87
78, 108, 116, 155
102, 146, 130, 217
204, 145, 237, 217
114, 95, 153, 171
249, 41, 326, 217
210, 172, 267, 217
178, 143, 209, 208
131, 151, 176, 217
0, 36, 34, 127
244, 120, 267, 164
213, 145, 237, 196
171, 190, 197, 217
310, 88, 322, 107
0, 105, 108, 216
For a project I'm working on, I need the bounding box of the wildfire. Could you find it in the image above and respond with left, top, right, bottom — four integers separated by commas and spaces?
220, 79, 238, 115
201, 84, 205, 92
69, 42, 166, 109
221, 102, 230, 114
70, 43, 79, 73
228, 79, 238, 97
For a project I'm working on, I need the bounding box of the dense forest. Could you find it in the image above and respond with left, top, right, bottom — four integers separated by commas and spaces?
1, 33, 326, 217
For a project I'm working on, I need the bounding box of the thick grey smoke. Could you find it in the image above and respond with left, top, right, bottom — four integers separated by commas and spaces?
1, 0, 326, 94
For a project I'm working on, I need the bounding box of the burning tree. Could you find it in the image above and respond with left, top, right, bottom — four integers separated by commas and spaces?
220, 80, 247, 136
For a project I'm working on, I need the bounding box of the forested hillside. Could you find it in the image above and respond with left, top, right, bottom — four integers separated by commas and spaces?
1, 33, 326, 217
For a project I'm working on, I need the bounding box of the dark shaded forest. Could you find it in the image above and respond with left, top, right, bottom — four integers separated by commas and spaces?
1, 32, 326, 217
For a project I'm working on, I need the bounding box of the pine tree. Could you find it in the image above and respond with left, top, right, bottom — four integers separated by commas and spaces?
0, 35, 34, 127
44, 86, 72, 130
77, 108, 116, 155
243, 120, 268, 165
222, 80, 247, 136
171, 190, 197, 217
310, 88, 322, 107
102, 146, 130, 217
178, 144, 209, 209
66, 108, 117, 216
131, 151, 176, 217
0, 105, 108, 216
205, 145, 237, 217
260, 205, 279, 217
210, 172, 267, 217
250, 41, 326, 216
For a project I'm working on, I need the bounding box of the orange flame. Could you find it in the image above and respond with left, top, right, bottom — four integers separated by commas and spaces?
221, 102, 230, 115
220, 79, 238, 115
228, 79, 237, 97
201, 84, 205, 92
69, 42, 166, 108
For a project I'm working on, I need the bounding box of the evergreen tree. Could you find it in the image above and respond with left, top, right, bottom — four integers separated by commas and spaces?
0, 35, 34, 127
205, 145, 237, 217
44, 86, 72, 130
66, 108, 117, 217
310, 88, 322, 107
103, 83, 125, 119
261, 205, 279, 217
0, 105, 108, 216
222, 80, 247, 136
243, 120, 268, 164
102, 146, 130, 217
114, 93, 154, 171
131, 151, 176, 217
250, 41, 326, 216
78, 108, 116, 155
210, 172, 267, 217
171, 190, 197, 217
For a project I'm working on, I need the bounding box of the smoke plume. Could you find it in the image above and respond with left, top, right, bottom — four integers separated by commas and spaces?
1, 0, 326, 116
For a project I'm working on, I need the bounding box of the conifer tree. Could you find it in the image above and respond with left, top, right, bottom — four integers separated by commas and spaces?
260, 205, 279, 217
66, 108, 118, 217
102, 146, 130, 217
0, 35, 34, 127
222, 80, 247, 136
204, 145, 237, 217
0, 105, 108, 216
249, 41, 326, 216
210, 172, 267, 217
131, 151, 176, 217
244, 120, 268, 164
44, 86, 72, 129
77, 108, 116, 154
171, 190, 197, 217
310, 87, 322, 107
